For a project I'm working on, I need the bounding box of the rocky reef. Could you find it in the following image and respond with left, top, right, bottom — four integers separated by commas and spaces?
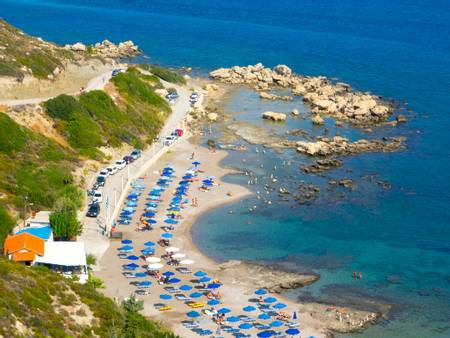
210, 63, 398, 125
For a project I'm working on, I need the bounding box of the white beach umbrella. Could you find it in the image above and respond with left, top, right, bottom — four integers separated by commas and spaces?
180, 259, 195, 265
145, 257, 161, 263
165, 247, 180, 253
172, 253, 186, 259
147, 263, 164, 271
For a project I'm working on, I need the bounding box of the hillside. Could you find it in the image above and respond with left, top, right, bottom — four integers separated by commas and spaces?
0, 258, 177, 338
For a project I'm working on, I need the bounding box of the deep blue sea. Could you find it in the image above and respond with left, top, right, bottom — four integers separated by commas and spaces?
1, 0, 449, 337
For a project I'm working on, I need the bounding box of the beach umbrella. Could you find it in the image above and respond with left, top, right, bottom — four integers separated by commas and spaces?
264, 297, 277, 303
198, 276, 211, 283
239, 323, 253, 330
144, 211, 156, 217
137, 281, 152, 288
168, 278, 181, 284
207, 283, 221, 289
255, 289, 267, 295
226, 316, 240, 323
270, 321, 283, 328
207, 299, 220, 306
165, 219, 178, 224
194, 271, 206, 277
127, 201, 137, 207
141, 248, 154, 254
121, 239, 132, 244
119, 245, 133, 252
285, 329, 300, 336
187, 311, 200, 318
134, 272, 147, 278
161, 233, 173, 239
180, 285, 193, 291
165, 246, 179, 252
171, 253, 186, 259
273, 303, 287, 309
217, 307, 231, 314
243, 306, 256, 312
180, 259, 194, 265
293, 311, 297, 320
127, 255, 140, 261
145, 257, 161, 263
144, 219, 157, 224
147, 263, 164, 271
162, 271, 175, 277
258, 313, 271, 320
192, 161, 201, 166
125, 263, 139, 268
160, 294, 172, 300
257, 331, 273, 338
144, 241, 155, 246
168, 207, 180, 211
189, 292, 203, 298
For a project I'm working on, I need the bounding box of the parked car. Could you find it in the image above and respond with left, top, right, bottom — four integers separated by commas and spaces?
115, 159, 126, 169
123, 155, 133, 164
93, 190, 103, 203
86, 202, 100, 217
164, 135, 177, 145
99, 169, 109, 177
96, 175, 106, 187
112, 68, 124, 77
106, 166, 118, 175
166, 92, 179, 100
130, 149, 141, 160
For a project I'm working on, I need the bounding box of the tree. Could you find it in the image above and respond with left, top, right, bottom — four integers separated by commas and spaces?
49, 207, 83, 240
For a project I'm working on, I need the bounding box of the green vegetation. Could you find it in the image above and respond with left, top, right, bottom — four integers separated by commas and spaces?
139, 63, 186, 85
0, 258, 178, 337
0, 19, 75, 79
49, 207, 83, 240
0, 113, 82, 246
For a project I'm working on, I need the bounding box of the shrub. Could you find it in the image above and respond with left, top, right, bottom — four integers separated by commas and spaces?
44, 94, 84, 120
0, 113, 27, 156
139, 64, 186, 85
49, 207, 83, 240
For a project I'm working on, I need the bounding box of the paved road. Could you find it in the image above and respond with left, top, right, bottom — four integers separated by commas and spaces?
0, 68, 120, 106
80, 81, 198, 258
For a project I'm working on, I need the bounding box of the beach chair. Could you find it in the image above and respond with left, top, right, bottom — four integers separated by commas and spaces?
286, 322, 300, 328
153, 303, 166, 310
164, 286, 181, 293
158, 306, 173, 312
175, 294, 192, 301
177, 267, 192, 274
182, 321, 200, 329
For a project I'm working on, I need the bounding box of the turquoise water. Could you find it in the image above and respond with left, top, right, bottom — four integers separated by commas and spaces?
1, 0, 449, 336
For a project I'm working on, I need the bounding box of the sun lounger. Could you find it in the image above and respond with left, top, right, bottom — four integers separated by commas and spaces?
164, 286, 181, 293
177, 267, 192, 274
182, 321, 199, 329
153, 303, 166, 310
158, 306, 172, 312
254, 323, 271, 330
175, 294, 192, 301
287, 322, 300, 328
223, 328, 240, 333
186, 301, 205, 308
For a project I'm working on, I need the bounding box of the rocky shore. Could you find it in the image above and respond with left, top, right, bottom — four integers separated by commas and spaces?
210, 63, 399, 125
65, 39, 140, 59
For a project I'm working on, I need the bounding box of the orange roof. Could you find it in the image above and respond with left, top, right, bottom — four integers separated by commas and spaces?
4, 232, 45, 257
12, 251, 36, 262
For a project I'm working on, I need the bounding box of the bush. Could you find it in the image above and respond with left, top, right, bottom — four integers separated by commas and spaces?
44, 94, 83, 120
0, 113, 27, 156
139, 64, 186, 85
49, 207, 83, 240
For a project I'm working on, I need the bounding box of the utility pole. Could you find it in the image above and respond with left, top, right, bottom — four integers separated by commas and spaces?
22, 196, 28, 229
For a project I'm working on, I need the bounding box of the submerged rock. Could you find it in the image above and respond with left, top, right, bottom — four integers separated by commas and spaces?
262, 111, 287, 122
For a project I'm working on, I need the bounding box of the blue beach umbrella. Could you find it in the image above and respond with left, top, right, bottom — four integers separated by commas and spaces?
121, 239, 132, 244
125, 263, 139, 268
187, 311, 200, 318
162, 271, 175, 277
194, 271, 206, 277
257, 331, 273, 338
168, 278, 181, 284
285, 329, 300, 336
207, 283, 221, 289
293, 311, 297, 320
226, 316, 240, 323
264, 297, 277, 303
146, 219, 157, 224
192, 161, 201, 166
189, 292, 203, 298
207, 299, 220, 306
137, 281, 152, 288
239, 323, 253, 330
160, 294, 172, 300
161, 233, 173, 239
141, 248, 154, 254
134, 272, 147, 278
270, 321, 283, 328
144, 211, 156, 217
180, 285, 193, 291
127, 255, 139, 261
165, 219, 178, 224
217, 307, 231, 314
243, 305, 256, 312
255, 289, 267, 295
198, 276, 211, 283
127, 201, 137, 207
273, 303, 287, 309
119, 245, 133, 252
144, 241, 155, 246
168, 207, 180, 211
258, 313, 271, 320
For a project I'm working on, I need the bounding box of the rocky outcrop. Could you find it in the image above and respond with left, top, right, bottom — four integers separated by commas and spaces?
296, 136, 405, 157
311, 114, 325, 125
66, 39, 140, 58
301, 158, 343, 173
259, 91, 293, 101
209, 63, 396, 125
262, 111, 287, 122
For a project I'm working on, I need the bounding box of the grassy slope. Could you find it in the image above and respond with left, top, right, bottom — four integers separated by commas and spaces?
0, 258, 177, 338
0, 19, 76, 79
0, 113, 81, 245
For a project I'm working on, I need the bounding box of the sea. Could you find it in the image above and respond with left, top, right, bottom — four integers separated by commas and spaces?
1, 1, 449, 337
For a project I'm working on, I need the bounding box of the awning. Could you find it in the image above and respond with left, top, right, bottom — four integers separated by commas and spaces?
35, 241, 87, 266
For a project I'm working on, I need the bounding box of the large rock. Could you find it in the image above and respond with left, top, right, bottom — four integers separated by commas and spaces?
71, 42, 86, 52
207, 112, 218, 121
311, 114, 325, 125
262, 111, 286, 122
274, 64, 292, 77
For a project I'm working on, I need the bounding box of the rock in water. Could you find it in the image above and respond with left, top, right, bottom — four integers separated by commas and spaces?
396, 114, 407, 123
291, 108, 300, 116
311, 114, 325, 125
262, 111, 287, 122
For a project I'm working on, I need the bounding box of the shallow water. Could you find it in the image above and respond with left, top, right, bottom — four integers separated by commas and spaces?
1, 0, 449, 336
